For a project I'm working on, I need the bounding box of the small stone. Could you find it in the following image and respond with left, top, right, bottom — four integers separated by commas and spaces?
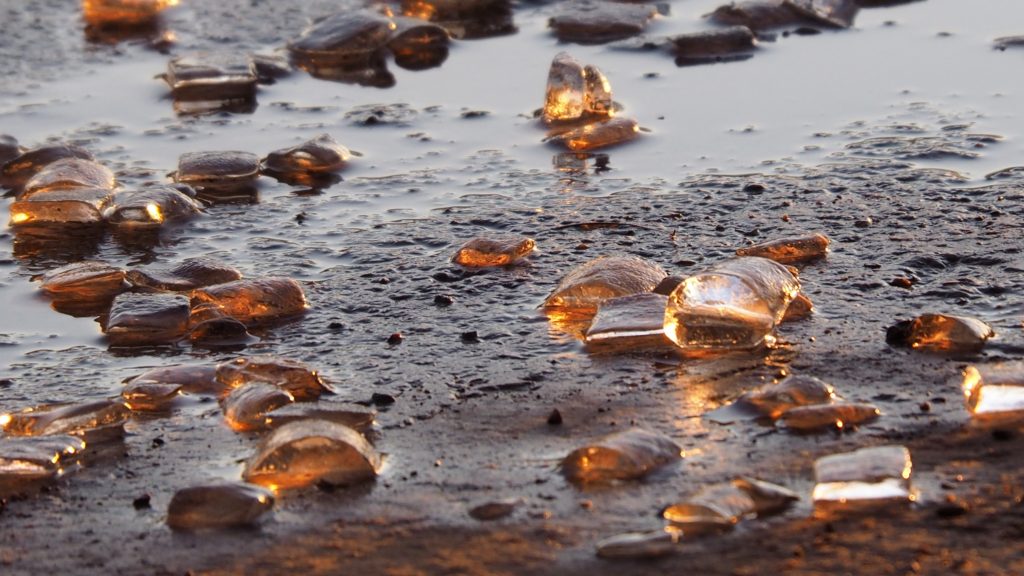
469, 498, 520, 521
460, 331, 479, 343
890, 277, 914, 289
434, 294, 454, 307
132, 494, 152, 510
545, 117, 641, 152
371, 392, 395, 406
547, 408, 563, 426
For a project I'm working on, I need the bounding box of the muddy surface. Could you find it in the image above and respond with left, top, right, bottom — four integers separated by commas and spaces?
2, 1, 1024, 575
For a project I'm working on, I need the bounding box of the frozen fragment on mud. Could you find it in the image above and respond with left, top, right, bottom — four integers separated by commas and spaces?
262, 403, 376, 434
708, 0, 858, 32
562, 427, 682, 484
174, 151, 261, 191
105, 292, 190, 346
962, 363, 1024, 425
735, 233, 830, 265
242, 420, 381, 490
10, 187, 111, 227
127, 258, 241, 292
596, 527, 681, 559
542, 52, 614, 125
813, 445, 913, 514
288, 10, 395, 69
126, 364, 222, 396
121, 379, 182, 412
549, 0, 658, 45
545, 117, 640, 151
215, 356, 330, 401
400, 0, 516, 40
37, 260, 127, 304
781, 291, 814, 322
545, 256, 667, 314
189, 277, 308, 327
886, 314, 994, 354
1, 400, 130, 439
778, 402, 880, 432
1, 144, 93, 189
262, 134, 352, 176
452, 235, 535, 267
22, 158, 115, 195
0, 435, 85, 478
584, 293, 671, 349
164, 52, 258, 103
167, 482, 274, 530
670, 26, 758, 66
388, 16, 450, 71
741, 374, 835, 419
82, 0, 177, 26
103, 186, 202, 229
222, 382, 295, 432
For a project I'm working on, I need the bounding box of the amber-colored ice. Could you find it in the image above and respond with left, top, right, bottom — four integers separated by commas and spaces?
82, 0, 178, 26
732, 476, 801, 515
174, 151, 261, 189
890, 314, 995, 353
781, 292, 814, 322
127, 365, 223, 396
127, 258, 241, 292
1, 400, 130, 438
167, 482, 274, 530
262, 134, 352, 175
595, 527, 681, 559
544, 256, 666, 314
242, 420, 381, 490
103, 186, 202, 228
664, 257, 801, 353
562, 427, 682, 484
37, 260, 127, 303
735, 233, 830, 265
388, 16, 450, 70
1, 144, 93, 189
288, 10, 396, 68
546, 117, 639, 151
164, 53, 257, 103
962, 363, 1024, 424
779, 402, 880, 432
222, 382, 295, 432
9, 187, 112, 227
452, 235, 535, 267
215, 356, 329, 401
741, 374, 835, 419
813, 445, 913, 513
263, 404, 376, 434
584, 293, 670, 348
544, 52, 587, 124
549, 0, 657, 44
121, 380, 181, 412
21, 158, 115, 196
190, 277, 308, 326
105, 292, 190, 346
0, 435, 85, 479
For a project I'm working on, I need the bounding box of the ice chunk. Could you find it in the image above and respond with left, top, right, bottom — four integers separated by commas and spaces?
262, 134, 352, 178
215, 356, 330, 401
732, 476, 800, 514
663, 257, 801, 353
388, 16, 450, 71
164, 53, 257, 104
584, 293, 671, 348
288, 10, 395, 69
9, 187, 111, 227
735, 233, 830, 265
779, 402, 880, 432
886, 314, 994, 354
121, 379, 182, 412
664, 477, 799, 532
126, 364, 223, 396
242, 420, 381, 490
545, 117, 640, 151
452, 235, 535, 267
105, 292, 190, 346
127, 258, 241, 292
595, 527, 681, 559
188, 316, 255, 347
787, 0, 859, 28
167, 482, 274, 530
670, 26, 758, 66
562, 427, 682, 484
400, 0, 516, 40
22, 158, 115, 195
262, 403, 376, 434
813, 445, 913, 514
545, 256, 666, 314
708, 0, 857, 31
82, 0, 178, 26
549, 0, 657, 45
542, 52, 615, 125
36, 261, 128, 315
174, 151, 260, 191
222, 382, 295, 432
741, 374, 835, 419
781, 292, 814, 322
962, 363, 1024, 425
103, 185, 202, 229
1, 144, 93, 189
189, 277, 308, 326
0, 435, 85, 491
1, 400, 130, 439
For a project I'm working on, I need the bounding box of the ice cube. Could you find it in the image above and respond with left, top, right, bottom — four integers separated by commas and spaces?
127, 258, 241, 292
545, 117, 640, 151
663, 257, 801, 353
105, 292, 190, 346
166, 482, 274, 530
583, 65, 613, 118
886, 314, 994, 354
562, 427, 682, 484
164, 53, 257, 103
584, 293, 671, 349
9, 187, 111, 227
126, 364, 223, 396
242, 420, 381, 490
663, 482, 755, 533
545, 256, 667, 314
962, 363, 1024, 425
121, 379, 182, 412
1, 144, 93, 189
222, 382, 295, 432
288, 10, 396, 69
189, 277, 308, 326
174, 151, 261, 191
595, 527, 681, 559
451, 235, 535, 267
779, 402, 880, 432
549, 0, 658, 45
813, 445, 913, 514
261, 134, 352, 179
741, 374, 835, 419
215, 356, 330, 401
82, 0, 178, 26
103, 186, 202, 229
22, 158, 115, 196
1, 400, 130, 439
735, 233, 830, 265
709, 0, 854, 31
388, 16, 450, 71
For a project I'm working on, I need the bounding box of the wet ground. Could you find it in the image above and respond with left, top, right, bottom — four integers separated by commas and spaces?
2, 0, 1024, 574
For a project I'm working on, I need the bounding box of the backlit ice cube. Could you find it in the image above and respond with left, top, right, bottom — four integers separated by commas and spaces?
962, 363, 1024, 425
121, 379, 182, 412
10, 187, 111, 227
741, 374, 835, 419
544, 255, 666, 314
887, 314, 994, 354
103, 186, 202, 229
215, 356, 330, 401
1, 400, 130, 439
222, 382, 295, 432
37, 260, 127, 304
813, 445, 913, 514
164, 53, 257, 103
545, 117, 640, 151
82, 0, 178, 26
584, 293, 670, 348
562, 427, 682, 484
174, 151, 261, 191
779, 402, 880, 432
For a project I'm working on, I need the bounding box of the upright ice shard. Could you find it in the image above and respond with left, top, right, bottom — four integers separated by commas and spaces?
222, 382, 295, 432
813, 445, 913, 514
22, 158, 115, 195
103, 185, 202, 229
962, 363, 1024, 425
542, 52, 615, 125
452, 236, 535, 267
167, 482, 274, 530
1, 400, 130, 439
562, 427, 682, 484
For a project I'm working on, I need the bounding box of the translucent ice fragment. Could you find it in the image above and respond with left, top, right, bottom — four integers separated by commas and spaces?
103, 186, 202, 229
741, 374, 835, 419
121, 379, 181, 412
215, 356, 330, 401
584, 293, 670, 348
670, 26, 758, 66
545, 256, 666, 314
0, 435, 85, 479
1, 400, 130, 438
400, 0, 516, 40
549, 0, 657, 45
189, 277, 308, 326
263, 403, 376, 434
288, 10, 395, 68
663, 482, 755, 533
37, 260, 127, 304
82, 0, 178, 26
962, 363, 1024, 425
388, 16, 450, 71
583, 65, 613, 118
105, 292, 190, 346
127, 364, 223, 396
781, 292, 814, 322
222, 382, 295, 432
886, 314, 994, 354
188, 316, 255, 347
242, 420, 381, 490
174, 151, 260, 191
813, 445, 913, 513
1, 144, 93, 189
127, 258, 241, 292
709, 0, 856, 31
167, 482, 274, 530
10, 187, 111, 227
779, 402, 880, 432
732, 476, 800, 515
164, 53, 257, 103
262, 134, 352, 176
452, 235, 535, 267
735, 233, 830, 265
663, 257, 801, 353
542, 52, 615, 125
562, 427, 682, 484
595, 527, 681, 559
22, 158, 115, 195
545, 117, 640, 151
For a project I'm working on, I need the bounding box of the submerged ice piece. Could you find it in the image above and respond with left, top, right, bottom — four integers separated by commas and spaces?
596, 527, 681, 560
886, 314, 994, 354
962, 363, 1024, 425
741, 374, 835, 419
288, 9, 395, 70
126, 364, 223, 396
242, 420, 381, 490
82, 0, 178, 26
174, 151, 260, 191
782, 291, 814, 322
222, 382, 295, 432
121, 378, 182, 412
262, 134, 352, 176
562, 427, 682, 484
0, 435, 85, 481
545, 117, 640, 152
735, 233, 830, 265
1, 144, 93, 189
190, 277, 308, 326
670, 26, 758, 66
103, 185, 202, 229
164, 53, 257, 103
22, 158, 115, 196
1, 400, 130, 439
663, 477, 799, 533
105, 292, 190, 346
167, 482, 274, 530
663, 256, 801, 353
779, 402, 880, 432
37, 260, 128, 305
215, 356, 330, 401
127, 258, 241, 292
263, 403, 376, 434
10, 187, 111, 227
542, 52, 613, 125
545, 255, 667, 314
708, 0, 858, 31
452, 235, 535, 267
549, 0, 658, 45
813, 445, 913, 514
584, 293, 670, 348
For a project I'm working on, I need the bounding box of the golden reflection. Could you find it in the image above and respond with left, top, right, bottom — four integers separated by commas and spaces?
0, 413, 11, 427
145, 202, 163, 223
10, 212, 30, 224
544, 307, 594, 340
